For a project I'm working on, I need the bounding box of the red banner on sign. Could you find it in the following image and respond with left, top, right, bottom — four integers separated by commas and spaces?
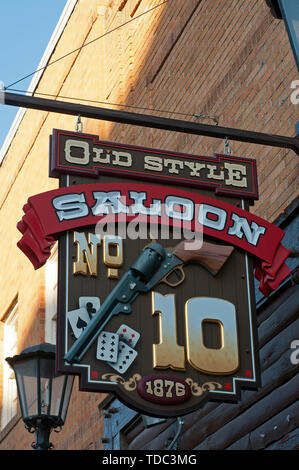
16, 183, 291, 296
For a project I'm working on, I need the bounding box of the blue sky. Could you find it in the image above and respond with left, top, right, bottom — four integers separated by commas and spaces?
0, 0, 68, 150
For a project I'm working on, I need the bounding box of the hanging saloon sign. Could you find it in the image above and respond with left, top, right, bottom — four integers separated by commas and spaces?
16, 129, 291, 417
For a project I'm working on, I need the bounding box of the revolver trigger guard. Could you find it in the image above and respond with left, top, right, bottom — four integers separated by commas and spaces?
161, 265, 185, 288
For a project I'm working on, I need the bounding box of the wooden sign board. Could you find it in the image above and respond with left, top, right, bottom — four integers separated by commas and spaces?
51, 131, 261, 418
16, 130, 290, 417
50, 129, 259, 200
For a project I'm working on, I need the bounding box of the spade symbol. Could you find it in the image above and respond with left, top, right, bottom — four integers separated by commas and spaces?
76, 316, 87, 332
86, 302, 97, 319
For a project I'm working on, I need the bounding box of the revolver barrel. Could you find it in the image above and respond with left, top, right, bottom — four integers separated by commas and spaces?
64, 243, 168, 364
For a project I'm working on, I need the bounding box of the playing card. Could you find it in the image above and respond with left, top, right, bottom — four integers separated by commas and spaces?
96, 331, 119, 363
107, 341, 137, 373
116, 324, 140, 348
79, 297, 101, 319
67, 307, 91, 339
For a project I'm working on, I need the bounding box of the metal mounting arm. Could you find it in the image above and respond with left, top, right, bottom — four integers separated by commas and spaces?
1, 91, 299, 155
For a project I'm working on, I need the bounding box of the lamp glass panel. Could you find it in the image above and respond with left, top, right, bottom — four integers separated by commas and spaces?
39, 358, 56, 417
14, 358, 38, 419
50, 375, 66, 417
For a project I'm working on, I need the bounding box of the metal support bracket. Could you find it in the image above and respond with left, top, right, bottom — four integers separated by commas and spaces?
165, 417, 184, 450
2, 92, 299, 155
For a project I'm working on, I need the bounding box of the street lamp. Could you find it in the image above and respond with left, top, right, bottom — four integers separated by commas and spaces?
6, 343, 74, 450
265, 0, 299, 71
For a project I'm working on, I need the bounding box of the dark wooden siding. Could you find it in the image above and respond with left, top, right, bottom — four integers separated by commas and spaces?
100, 206, 299, 450
124, 281, 298, 450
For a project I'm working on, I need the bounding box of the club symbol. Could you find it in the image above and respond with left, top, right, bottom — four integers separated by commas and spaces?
86, 302, 97, 319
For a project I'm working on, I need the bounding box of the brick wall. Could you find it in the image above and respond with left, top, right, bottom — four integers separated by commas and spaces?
0, 0, 297, 449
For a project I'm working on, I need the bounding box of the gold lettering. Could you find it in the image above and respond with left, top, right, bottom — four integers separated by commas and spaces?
175, 382, 186, 397
224, 162, 247, 187
185, 297, 239, 374
144, 155, 163, 172
152, 292, 185, 371
206, 164, 224, 180
184, 161, 206, 177
65, 139, 90, 165
73, 231, 101, 276
93, 148, 110, 163
103, 235, 124, 279
111, 150, 132, 167
163, 158, 184, 174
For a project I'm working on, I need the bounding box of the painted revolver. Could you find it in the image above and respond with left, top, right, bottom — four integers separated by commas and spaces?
64, 240, 234, 364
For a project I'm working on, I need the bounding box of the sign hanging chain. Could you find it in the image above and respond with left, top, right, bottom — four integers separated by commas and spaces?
76, 114, 83, 133
224, 136, 232, 155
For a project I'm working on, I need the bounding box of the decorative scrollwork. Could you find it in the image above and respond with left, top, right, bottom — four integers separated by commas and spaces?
102, 373, 142, 391
24, 424, 35, 434
185, 378, 222, 396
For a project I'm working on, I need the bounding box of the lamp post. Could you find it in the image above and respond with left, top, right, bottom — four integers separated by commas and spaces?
6, 343, 74, 450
